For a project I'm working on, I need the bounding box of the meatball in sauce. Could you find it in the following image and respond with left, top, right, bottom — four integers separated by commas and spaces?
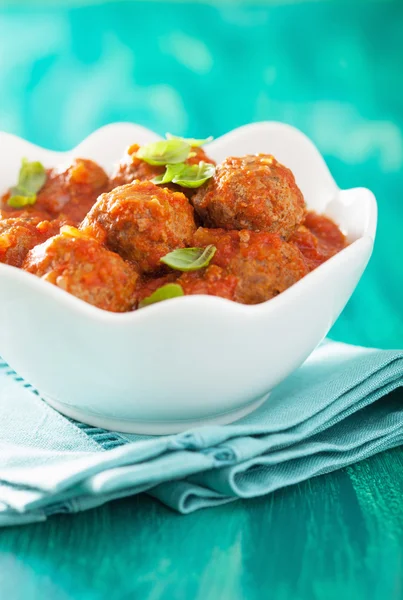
1, 158, 108, 225
192, 154, 305, 239
177, 228, 309, 305
1, 139, 348, 313
81, 180, 197, 273
0, 216, 64, 267
23, 230, 139, 312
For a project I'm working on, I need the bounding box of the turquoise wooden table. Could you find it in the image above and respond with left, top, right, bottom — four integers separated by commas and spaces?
1, 431, 403, 599
0, 1, 402, 598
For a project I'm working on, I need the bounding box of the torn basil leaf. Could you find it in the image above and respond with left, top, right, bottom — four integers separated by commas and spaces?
171, 161, 215, 188
139, 283, 184, 308
7, 158, 47, 209
153, 161, 215, 189
152, 164, 186, 185
7, 193, 37, 209
166, 133, 213, 147
160, 245, 216, 272
136, 139, 191, 166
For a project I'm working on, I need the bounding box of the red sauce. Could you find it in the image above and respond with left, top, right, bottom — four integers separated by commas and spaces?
179, 265, 239, 301
290, 212, 347, 271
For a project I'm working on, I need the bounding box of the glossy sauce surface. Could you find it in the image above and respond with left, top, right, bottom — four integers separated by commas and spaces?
290, 212, 347, 271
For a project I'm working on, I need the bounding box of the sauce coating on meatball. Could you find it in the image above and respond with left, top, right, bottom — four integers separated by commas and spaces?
0, 216, 63, 267
176, 227, 309, 305
23, 233, 139, 312
192, 154, 305, 239
81, 180, 197, 274
1, 158, 108, 225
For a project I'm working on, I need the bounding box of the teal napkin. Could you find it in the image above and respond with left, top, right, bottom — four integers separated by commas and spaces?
0, 340, 402, 526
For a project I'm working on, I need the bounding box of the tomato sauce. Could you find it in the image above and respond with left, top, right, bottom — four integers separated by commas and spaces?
290, 212, 347, 271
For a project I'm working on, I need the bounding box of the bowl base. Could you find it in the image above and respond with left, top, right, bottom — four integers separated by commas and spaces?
42, 394, 269, 435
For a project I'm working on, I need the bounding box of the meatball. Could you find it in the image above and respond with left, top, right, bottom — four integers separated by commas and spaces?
0, 216, 62, 267
290, 212, 346, 271
1, 158, 108, 225
192, 154, 305, 239
37, 158, 109, 223
0, 208, 51, 222
177, 228, 308, 305
110, 143, 215, 189
23, 231, 139, 312
81, 180, 197, 274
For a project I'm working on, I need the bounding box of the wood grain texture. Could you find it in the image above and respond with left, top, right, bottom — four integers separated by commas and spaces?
1, 441, 403, 600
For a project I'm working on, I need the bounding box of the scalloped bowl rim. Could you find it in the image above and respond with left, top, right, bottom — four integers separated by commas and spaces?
0, 121, 378, 323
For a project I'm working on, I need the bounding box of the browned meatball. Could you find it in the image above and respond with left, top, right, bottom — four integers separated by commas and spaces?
192, 155, 305, 239
177, 228, 308, 304
110, 143, 215, 190
1, 159, 109, 225
37, 158, 109, 223
0, 216, 62, 267
81, 180, 197, 274
23, 230, 139, 312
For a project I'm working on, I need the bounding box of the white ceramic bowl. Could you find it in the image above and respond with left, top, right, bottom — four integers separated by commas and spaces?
0, 122, 377, 434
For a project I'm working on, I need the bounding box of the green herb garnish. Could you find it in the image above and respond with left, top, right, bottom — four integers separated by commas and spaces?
139, 283, 184, 308
7, 158, 47, 208
152, 164, 186, 185
7, 194, 38, 209
172, 162, 215, 188
136, 139, 191, 166
152, 161, 215, 189
160, 245, 216, 272
166, 133, 213, 147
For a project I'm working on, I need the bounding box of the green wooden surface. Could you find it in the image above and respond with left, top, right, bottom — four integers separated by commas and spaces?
1, 404, 403, 600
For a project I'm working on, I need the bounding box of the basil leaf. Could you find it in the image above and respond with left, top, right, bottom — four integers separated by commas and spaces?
160, 245, 216, 271
7, 193, 37, 209
139, 283, 184, 308
136, 139, 191, 166
151, 174, 166, 185
171, 161, 215, 188
152, 163, 186, 185
18, 158, 47, 195
153, 161, 215, 189
166, 133, 213, 147
7, 158, 47, 208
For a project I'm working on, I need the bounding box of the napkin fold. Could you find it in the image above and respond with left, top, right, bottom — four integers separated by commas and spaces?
0, 339, 402, 526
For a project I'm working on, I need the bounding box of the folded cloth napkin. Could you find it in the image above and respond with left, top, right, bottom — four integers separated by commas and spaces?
0, 339, 402, 527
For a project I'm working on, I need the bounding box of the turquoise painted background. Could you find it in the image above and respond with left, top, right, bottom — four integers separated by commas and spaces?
0, 0, 402, 348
